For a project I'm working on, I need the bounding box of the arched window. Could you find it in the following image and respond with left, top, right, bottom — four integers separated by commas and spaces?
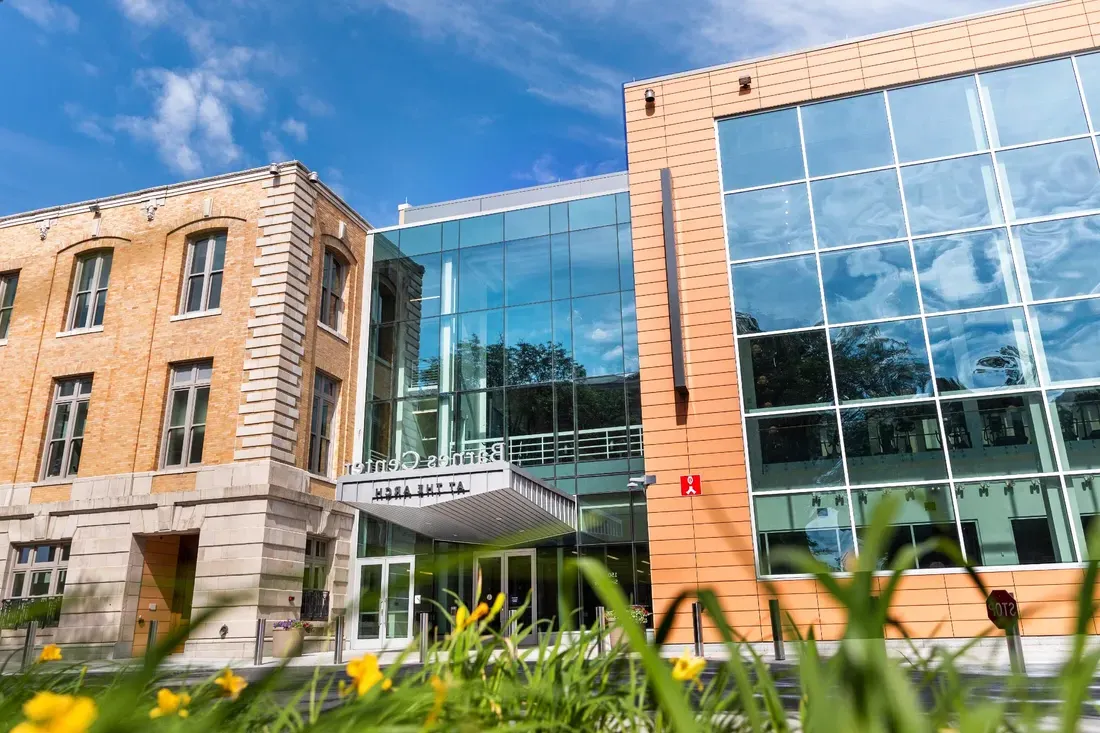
66, 250, 112, 331
320, 249, 348, 333
181, 231, 226, 314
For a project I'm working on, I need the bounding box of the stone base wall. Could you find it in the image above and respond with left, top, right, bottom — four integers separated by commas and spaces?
0, 460, 353, 661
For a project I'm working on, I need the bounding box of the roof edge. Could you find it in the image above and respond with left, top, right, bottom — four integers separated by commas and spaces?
624, 0, 1064, 89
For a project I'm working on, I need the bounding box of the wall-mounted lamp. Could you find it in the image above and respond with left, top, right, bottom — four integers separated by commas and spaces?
219, 624, 229, 639
89, 202, 100, 213
268, 163, 280, 175
627, 474, 656, 491
739, 75, 752, 90
643, 88, 656, 105
308, 171, 319, 183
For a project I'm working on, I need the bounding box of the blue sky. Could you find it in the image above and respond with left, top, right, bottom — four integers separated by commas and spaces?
2, 0, 1018, 226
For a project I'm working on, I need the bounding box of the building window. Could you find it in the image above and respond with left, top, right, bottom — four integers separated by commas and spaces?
182, 232, 226, 314
162, 362, 212, 468
3, 543, 69, 628
320, 250, 346, 332
309, 371, 339, 475
42, 377, 93, 479
0, 271, 17, 340
301, 537, 330, 621
66, 251, 112, 331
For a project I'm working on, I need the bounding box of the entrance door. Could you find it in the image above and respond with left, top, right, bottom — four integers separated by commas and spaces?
474, 549, 536, 635
353, 555, 414, 649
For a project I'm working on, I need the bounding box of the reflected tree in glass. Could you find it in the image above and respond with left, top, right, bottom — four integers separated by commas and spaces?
830, 321, 932, 402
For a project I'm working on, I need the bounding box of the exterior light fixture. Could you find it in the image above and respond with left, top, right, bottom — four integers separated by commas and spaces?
739, 75, 752, 90
628, 474, 656, 491
644, 88, 656, 104
269, 163, 280, 175
308, 171, 320, 183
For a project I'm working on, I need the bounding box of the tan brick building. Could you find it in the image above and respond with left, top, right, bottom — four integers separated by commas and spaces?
0, 163, 366, 658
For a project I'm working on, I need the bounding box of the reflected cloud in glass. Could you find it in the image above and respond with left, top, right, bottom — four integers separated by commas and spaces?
927, 308, 1037, 392
572, 293, 625, 378
888, 76, 987, 162
820, 242, 919, 324
1012, 215, 1100, 301
913, 229, 1020, 312
802, 92, 894, 177
979, 58, 1087, 147
811, 170, 906, 248
725, 183, 813, 260
718, 108, 805, 190
902, 154, 1003, 236
732, 255, 823, 334
1034, 298, 1100, 383
997, 138, 1100, 220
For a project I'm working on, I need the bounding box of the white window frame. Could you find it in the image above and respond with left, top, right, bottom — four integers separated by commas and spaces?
180, 232, 226, 315
41, 377, 93, 480
319, 249, 347, 333
309, 371, 339, 476
0, 271, 18, 340
160, 362, 212, 469
66, 251, 112, 331
7, 543, 70, 600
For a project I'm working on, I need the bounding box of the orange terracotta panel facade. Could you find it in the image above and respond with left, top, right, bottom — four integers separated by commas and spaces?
625, 0, 1100, 643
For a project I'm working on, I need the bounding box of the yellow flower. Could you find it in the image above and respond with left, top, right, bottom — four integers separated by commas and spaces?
468, 602, 490, 625
11, 691, 96, 733
454, 605, 469, 631
149, 688, 190, 719
214, 668, 248, 701
671, 648, 706, 685
424, 675, 448, 726
342, 654, 392, 698
489, 593, 505, 618
37, 645, 62, 663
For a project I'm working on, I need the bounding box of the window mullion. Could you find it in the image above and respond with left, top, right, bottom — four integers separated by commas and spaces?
60, 395, 75, 478
182, 384, 196, 466
202, 238, 215, 310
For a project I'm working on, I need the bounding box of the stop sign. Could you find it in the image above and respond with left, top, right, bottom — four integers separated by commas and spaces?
986, 589, 1019, 630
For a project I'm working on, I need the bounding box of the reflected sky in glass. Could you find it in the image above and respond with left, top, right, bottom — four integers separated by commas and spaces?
802, 93, 894, 177
902, 154, 1003, 236
568, 195, 617, 231
460, 214, 504, 248
888, 76, 987, 162
831, 319, 932, 402
505, 236, 551, 306
1076, 52, 1100, 127
572, 293, 625, 378
811, 169, 906, 248
504, 206, 550, 240
738, 330, 834, 411
1013, 215, 1100, 301
997, 139, 1100, 220
400, 224, 442, 256
914, 229, 1020, 312
725, 183, 813, 260
718, 108, 805, 190
979, 58, 1087, 147
458, 243, 504, 312
1034, 298, 1100, 383
570, 225, 621, 297
621, 291, 639, 373
820, 242, 919, 324
732, 255, 822, 334
927, 307, 1037, 393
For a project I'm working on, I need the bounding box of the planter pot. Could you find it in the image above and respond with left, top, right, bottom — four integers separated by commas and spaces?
272, 628, 304, 658
609, 627, 626, 648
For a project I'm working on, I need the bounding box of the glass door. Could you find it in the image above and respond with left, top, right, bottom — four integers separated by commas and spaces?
475, 555, 504, 633
504, 551, 535, 634
353, 556, 415, 648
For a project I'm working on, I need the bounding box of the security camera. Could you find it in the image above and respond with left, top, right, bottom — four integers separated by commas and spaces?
644, 89, 656, 104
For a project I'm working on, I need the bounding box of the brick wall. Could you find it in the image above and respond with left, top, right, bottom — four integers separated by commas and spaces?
625, 0, 1100, 643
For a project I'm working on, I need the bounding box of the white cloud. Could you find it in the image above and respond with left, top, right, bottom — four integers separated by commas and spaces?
115, 0, 176, 24
297, 93, 334, 117
513, 153, 559, 184
115, 53, 266, 175
9, 0, 79, 32
63, 103, 114, 144
262, 130, 288, 164
281, 118, 308, 142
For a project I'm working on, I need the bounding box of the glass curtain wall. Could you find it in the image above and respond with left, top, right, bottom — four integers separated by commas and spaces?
719, 53, 1100, 575
364, 191, 646, 622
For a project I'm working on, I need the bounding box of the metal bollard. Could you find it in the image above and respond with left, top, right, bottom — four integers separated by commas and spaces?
332, 615, 344, 666
768, 599, 785, 661
691, 601, 704, 658
145, 620, 159, 660
419, 612, 430, 664
1007, 624, 1026, 675
595, 606, 606, 656
20, 621, 38, 671
253, 618, 266, 666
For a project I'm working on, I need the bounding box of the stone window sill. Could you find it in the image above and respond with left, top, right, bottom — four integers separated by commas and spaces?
317, 321, 349, 344
55, 326, 103, 339
170, 309, 221, 323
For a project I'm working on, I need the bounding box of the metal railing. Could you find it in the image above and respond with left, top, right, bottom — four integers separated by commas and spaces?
1, 596, 62, 629
300, 590, 330, 622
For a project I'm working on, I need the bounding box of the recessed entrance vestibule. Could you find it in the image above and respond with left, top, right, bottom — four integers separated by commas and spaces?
474, 549, 535, 634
